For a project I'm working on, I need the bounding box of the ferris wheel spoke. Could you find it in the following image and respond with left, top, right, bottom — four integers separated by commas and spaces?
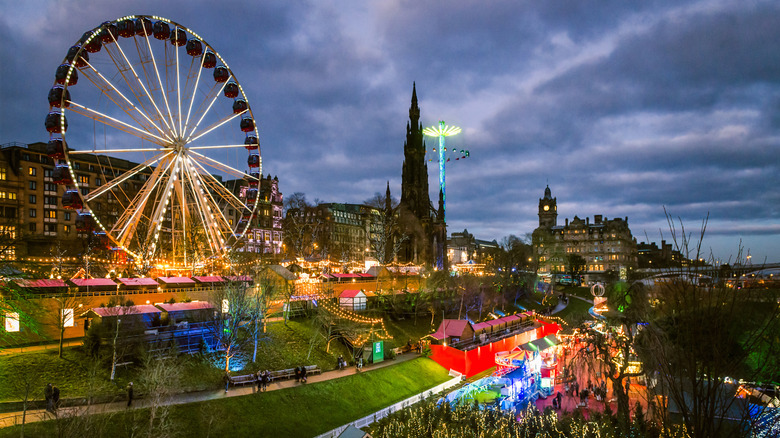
67, 100, 168, 144
188, 150, 251, 178
85, 152, 172, 202
79, 60, 169, 139
185, 162, 234, 234
108, 34, 176, 136
101, 38, 169, 137
143, 156, 183, 254
70, 147, 169, 154
182, 54, 206, 136
183, 169, 223, 255
112, 156, 176, 246
187, 111, 244, 145
140, 33, 179, 138
183, 77, 231, 142
187, 158, 248, 211
188, 144, 250, 150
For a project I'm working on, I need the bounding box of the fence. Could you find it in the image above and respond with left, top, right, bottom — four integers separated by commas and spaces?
314, 369, 464, 438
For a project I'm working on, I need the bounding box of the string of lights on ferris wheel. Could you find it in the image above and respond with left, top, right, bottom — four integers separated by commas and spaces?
423, 121, 470, 222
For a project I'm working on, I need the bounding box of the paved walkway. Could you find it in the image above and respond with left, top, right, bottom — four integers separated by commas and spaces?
0, 352, 420, 429
0, 340, 83, 356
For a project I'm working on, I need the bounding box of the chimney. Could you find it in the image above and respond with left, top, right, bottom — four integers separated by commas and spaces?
565, 218, 569, 226
586, 217, 589, 225
594, 214, 602, 224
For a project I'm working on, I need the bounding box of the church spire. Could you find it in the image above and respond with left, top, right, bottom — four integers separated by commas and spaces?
385, 181, 392, 212
409, 82, 420, 126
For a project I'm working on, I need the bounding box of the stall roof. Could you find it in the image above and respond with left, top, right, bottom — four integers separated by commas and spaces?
117, 277, 159, 287
192, 276, 225, 284
339, 289, 365, 298
87, 305, 161, 318
69, 278, 117, 288
157, 277, 197, 285
156, 302, 214, 312
226, 275, 254, 283
429, 319, 472, 341
519, 335, 561, 352
14, 279, 68, 289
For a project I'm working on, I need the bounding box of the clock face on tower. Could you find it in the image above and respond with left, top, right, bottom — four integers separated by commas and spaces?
543, 205, 550, 211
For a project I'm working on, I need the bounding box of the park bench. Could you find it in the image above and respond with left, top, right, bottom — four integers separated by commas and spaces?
266, 365, 322, 382
228, 374, 257, 386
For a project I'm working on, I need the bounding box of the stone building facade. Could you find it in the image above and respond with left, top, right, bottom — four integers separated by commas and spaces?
532, 186, 637, 280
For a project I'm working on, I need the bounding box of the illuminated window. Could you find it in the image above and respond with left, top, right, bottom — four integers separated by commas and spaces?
61, 309, 74, 327
4, 312, 19, 332
0, 168, 6, 180
79, 175, 89, 185
8, 192, 16, 200
28, 167, 37, 176
64, 225, 71, 234
45, 210, 56, 219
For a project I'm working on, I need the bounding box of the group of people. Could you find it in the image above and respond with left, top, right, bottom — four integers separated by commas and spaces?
294, 365, 308, 383
563, 378, 609, 408
551, 391, 563, 409
44, 383, 61, 413
336, 355, 347, 370
256, 370, 271, 392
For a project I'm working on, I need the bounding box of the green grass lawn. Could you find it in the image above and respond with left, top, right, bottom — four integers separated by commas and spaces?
0, 358, 452, 438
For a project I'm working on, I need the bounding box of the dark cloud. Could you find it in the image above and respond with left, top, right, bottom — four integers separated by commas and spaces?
0, 0, 778, 261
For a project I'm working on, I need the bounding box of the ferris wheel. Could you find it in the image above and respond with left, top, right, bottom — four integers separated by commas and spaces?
45, 15, 261, 270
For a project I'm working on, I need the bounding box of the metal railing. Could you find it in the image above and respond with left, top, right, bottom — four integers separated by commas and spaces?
314, 370, 464, 438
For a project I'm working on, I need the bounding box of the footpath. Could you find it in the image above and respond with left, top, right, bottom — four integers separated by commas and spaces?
0, 351, 419, 429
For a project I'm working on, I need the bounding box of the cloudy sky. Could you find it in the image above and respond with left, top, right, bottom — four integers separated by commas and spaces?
1, 0, 778, 263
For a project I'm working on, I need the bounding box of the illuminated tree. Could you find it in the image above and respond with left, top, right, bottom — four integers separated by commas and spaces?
207, 282, 252, 372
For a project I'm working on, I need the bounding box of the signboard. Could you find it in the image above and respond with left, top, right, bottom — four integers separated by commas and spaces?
372, 341, 384, 364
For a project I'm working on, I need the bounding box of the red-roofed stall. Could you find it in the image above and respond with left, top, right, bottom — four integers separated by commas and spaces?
13, 279, 68, 294
117, 277, 159, 290
68, 278, 118, 292
339, 289, 367, 311
192, 276, 225, 285
156, 301, 214, 325
157, 277, 197, 289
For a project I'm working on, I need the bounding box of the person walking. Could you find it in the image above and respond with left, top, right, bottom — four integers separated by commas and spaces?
126, 382, 134, 407
44, 383, 54, 413
262, 370, 270, 391
52, 385, 60, 413
556, 391, 562, 410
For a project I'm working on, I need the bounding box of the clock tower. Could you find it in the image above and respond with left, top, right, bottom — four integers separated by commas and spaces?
538, 185, 557, 228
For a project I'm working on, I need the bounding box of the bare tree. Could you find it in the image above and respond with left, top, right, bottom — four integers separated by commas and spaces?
208, 282, 252, 372
635, 213, 780, 438
138, 352, 183, 437
282, 192, 325, 260
246, 270, 278, 362
364, 189, 407, 265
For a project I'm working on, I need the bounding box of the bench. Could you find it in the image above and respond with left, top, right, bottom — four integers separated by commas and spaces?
228, 374, 257, 386
267, 365, 322, 382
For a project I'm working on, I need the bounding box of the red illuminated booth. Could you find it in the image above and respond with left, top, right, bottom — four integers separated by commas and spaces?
426, 316, 561, 377
68, 278, 118, 293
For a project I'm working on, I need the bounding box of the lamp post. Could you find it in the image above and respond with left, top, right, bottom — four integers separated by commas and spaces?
423, 121, 461, 221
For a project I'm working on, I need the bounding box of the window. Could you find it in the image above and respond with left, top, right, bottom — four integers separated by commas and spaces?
4, 312, 19, 332
44, 168, 53, 178
64, 212, 71, 221
61, 309, 74, 328
88, 165, 94, 172
73, 162, 80, 170
29, 181, 37, 190
81, 188, 88, 196
29, 195, 36, 204
64, 225, 71, 234
78, 175, 89, 185
45, 210, 56, 219
44, 182, 56, 192
28, 167, 37, 176
29, 223, 36, 232
0, 168, 6, 180
44, 223, 56, 233
29, 209, 36, 218
95, 178, 101, 186
44, 196, 57, 206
